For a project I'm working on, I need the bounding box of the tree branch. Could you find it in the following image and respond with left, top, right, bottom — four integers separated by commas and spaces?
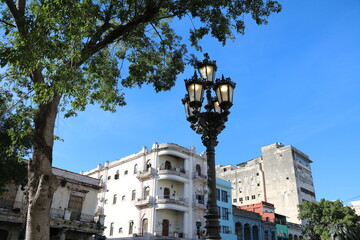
77, 1, 165, 66
5, 0, 27, 37
0, 19, 16, 28
150, 22, 164, 43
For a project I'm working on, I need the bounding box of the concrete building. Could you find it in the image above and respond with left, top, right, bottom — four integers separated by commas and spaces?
84, 143, 208, 239
216, 178, 236, 240
0, 167, 104, 240
349, 200, 360, 216
216, 143, 316, 224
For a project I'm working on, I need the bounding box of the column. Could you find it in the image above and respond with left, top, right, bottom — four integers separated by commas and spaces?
183, 212, 190, 238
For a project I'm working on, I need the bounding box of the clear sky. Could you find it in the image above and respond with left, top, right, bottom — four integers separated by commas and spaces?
53, 1, 360, 205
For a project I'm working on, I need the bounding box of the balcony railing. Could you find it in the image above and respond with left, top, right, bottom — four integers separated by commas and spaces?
154, 231, 186, 239
0, 199, 15, 209
50, 208, 98, 223
136, 168, 155, 179
193, 172, 207, 181
157, 196, 188, 206
193, 199, 206, 209
135, 196, 155, 207
158, 167, 187, 178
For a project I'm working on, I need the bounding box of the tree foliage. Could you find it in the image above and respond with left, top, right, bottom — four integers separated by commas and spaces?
298, 199, 360, 240
0, 0, 282, 117
0, 89, 32, 194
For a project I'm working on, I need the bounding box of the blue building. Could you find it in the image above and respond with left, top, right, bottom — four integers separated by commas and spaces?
216, 178, 237, 240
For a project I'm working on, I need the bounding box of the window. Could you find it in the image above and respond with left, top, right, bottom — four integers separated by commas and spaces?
239, 197, 243, 202
113, 194, 117, 204
245, 196, 249, 201
251, 195, 256, 200
122, 195, 126, 201
124, 170, 128, 175
257, 183, 260, 187
146, 160, 151, 171
196, 164, 201, 176
131, 190, 136, 201
134, 164, 138, 174
256, 172, 259, 176
222, 207, 229, 220
217, 206, 221, 216
216, 189, 220, 201
144, 186, 150, 198
129, 221, 134, 234
114, 170, 119, 180
108, 176, 111, 180
110, 222, 114, 236
222, 226, 230, 234
221, 190, 228, 203
119, 227, 123, 233
233, 198, 237, 203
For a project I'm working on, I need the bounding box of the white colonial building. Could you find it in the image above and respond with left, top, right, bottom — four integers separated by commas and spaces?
84, 142, 208, 239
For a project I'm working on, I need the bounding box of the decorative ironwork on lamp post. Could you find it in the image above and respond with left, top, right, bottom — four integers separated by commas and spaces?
182, 53, 236, 239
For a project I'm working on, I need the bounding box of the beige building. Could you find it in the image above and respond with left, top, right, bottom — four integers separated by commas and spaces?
84, 142, 208, 239
216, 143, 316, 224
349, 200, 360, 216
0, 167, 105, 240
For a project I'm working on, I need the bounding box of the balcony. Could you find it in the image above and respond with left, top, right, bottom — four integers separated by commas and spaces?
136, 168, 155, 180
193, 172, 207, 181
158, 167, 188, 179
193, 199, 206, 209
157, 196, 188, 207
135, 196, 155, 208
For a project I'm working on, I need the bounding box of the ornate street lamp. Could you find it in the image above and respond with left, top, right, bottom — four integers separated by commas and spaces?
182, 54, 236, 239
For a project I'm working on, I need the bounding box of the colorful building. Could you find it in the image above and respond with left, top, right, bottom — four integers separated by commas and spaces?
216, 178, 236, 240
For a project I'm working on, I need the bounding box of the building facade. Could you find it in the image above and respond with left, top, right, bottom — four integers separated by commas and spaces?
233, 206, 265, 240
0, 167, 104, 240
216, 178, 236, 240
216, 143, 316, 224
84, 143, 208, 239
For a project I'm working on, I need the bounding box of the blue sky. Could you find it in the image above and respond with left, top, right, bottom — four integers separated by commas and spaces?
53, 1, 360, 205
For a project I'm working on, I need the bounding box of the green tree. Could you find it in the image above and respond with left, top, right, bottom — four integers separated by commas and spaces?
0, 88, 32, 194
298, 199, 360, 240
0, 0, 281, 239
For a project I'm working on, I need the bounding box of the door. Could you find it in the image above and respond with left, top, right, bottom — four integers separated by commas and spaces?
0, 230, 8, 240
164, 187, 170, 199
68, 195, 83, 220
142, 218, 148, 236
162, 219, 169, 236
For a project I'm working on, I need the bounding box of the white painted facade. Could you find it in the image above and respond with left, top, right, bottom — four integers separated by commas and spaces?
84, 142, 208, 239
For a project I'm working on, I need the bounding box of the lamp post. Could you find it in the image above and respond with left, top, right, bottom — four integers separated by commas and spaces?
182, 53, 236, 239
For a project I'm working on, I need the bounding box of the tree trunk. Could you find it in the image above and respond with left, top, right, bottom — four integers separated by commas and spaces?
25, 96, 60, 240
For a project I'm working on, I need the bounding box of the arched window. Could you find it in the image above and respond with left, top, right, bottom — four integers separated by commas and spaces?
196, 164, 201, 176
144, 186, 150, 199
165, 161, 172, 170
114, 170, 119, 180
134, 164, 138, 174
146, 160, 151, 171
